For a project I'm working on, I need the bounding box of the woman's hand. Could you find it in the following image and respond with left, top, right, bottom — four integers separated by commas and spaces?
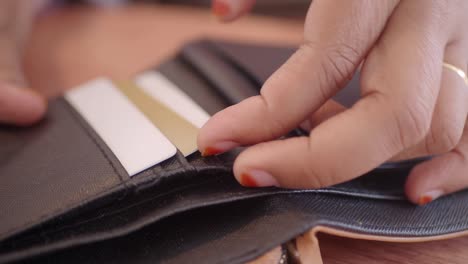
200, 0, 468, 205
0, 0, 47, 125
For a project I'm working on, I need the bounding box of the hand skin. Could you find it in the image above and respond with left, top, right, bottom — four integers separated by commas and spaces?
200, 0, 468, 206
0, 0, 47, 125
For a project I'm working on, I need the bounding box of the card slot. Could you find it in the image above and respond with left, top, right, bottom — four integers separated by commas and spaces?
158, 58, 229, 115
180, 40, 259, 105
209, 40, 296, 85
33, 191, 468, 264
0, 151, 235, 257
3, 172, 468, 264
134, 71, 210, 130
0, 170, 244, 263
65, 78, 178, 176
1, 164, 410, 255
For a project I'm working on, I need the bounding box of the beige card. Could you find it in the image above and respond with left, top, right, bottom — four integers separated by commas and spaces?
115, 81, 199, 156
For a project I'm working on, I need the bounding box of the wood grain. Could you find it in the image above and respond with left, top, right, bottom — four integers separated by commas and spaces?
318, 233, 468, 264
25, 4, 468, 263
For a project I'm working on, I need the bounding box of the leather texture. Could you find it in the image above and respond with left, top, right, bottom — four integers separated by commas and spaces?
0, 40, 467, 264
0, 99, 127, 241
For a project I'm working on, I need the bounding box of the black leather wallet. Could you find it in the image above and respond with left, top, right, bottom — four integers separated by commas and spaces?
1, 40, 468, 264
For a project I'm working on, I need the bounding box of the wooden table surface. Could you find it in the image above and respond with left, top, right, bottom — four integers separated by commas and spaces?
24, 4, 468, 263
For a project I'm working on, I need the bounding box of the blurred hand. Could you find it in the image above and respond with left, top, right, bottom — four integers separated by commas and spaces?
200, 0, 468, 205
0, 0, 47, 125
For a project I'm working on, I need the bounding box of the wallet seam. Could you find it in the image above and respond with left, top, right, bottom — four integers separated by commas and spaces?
323, 186, 403, 200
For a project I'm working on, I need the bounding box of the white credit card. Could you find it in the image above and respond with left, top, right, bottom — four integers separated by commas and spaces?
135, 71, 210, 129
65, 78, 177, 177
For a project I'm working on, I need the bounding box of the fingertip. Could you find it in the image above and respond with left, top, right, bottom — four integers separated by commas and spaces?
211, 0, 255, 22
233, 150, 257, 186
404, 157, 449, 205
197, 115, 217, 153
406, 180, 443, 206
416, 190, 444, 206
198, 102, 253, 155
0, 83, 47, 126
404, 165, 424, 204
237, 170, 279, 188
197, 113, 239, 156
233, 148, 290, 188
200, 141, 239, 157
19, 89, 47, 125
212, 0, 231, 20
21, 88, 47, 122
232, 137, 312, 189
233, 161, 277, 189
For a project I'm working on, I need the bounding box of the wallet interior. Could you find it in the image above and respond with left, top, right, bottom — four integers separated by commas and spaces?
1, 40, 468, 264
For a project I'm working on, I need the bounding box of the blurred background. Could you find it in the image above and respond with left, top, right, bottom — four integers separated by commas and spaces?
27, 0, 306, 97
150, 0, 310, 18
75, 0, 311, 18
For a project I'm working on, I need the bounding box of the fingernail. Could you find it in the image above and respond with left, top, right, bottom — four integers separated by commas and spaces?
212, 0, 231, 18
201, 141, 238, 156
418, 190, 444, 206
240, 170, 279, 188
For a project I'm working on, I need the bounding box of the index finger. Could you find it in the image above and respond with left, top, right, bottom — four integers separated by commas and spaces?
199, 0, 399, 155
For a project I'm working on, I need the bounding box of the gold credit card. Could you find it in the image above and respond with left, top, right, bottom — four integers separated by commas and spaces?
115, 81, 199, 157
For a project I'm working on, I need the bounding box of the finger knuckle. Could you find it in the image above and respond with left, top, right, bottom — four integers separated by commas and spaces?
391, 101, 432, 149
426, 121, 464, 154
323, 42, 360, 85
301, 41, 359, 96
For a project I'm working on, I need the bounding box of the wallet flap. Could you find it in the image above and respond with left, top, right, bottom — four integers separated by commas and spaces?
0, 99, 128, 241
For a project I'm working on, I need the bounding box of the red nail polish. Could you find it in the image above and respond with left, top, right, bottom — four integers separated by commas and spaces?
417, 190, 443, 206
418, 195, 433, 206
202, 147, 223, 157
212, 1, 230, 17
240, 173, 258, 188
201, 141, 238, 157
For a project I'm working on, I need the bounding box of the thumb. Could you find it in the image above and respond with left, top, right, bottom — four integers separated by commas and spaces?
212, 0, 256, 22
0, 0, 47, 126
0, 82, 46, 126
0, 37, 46, 126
